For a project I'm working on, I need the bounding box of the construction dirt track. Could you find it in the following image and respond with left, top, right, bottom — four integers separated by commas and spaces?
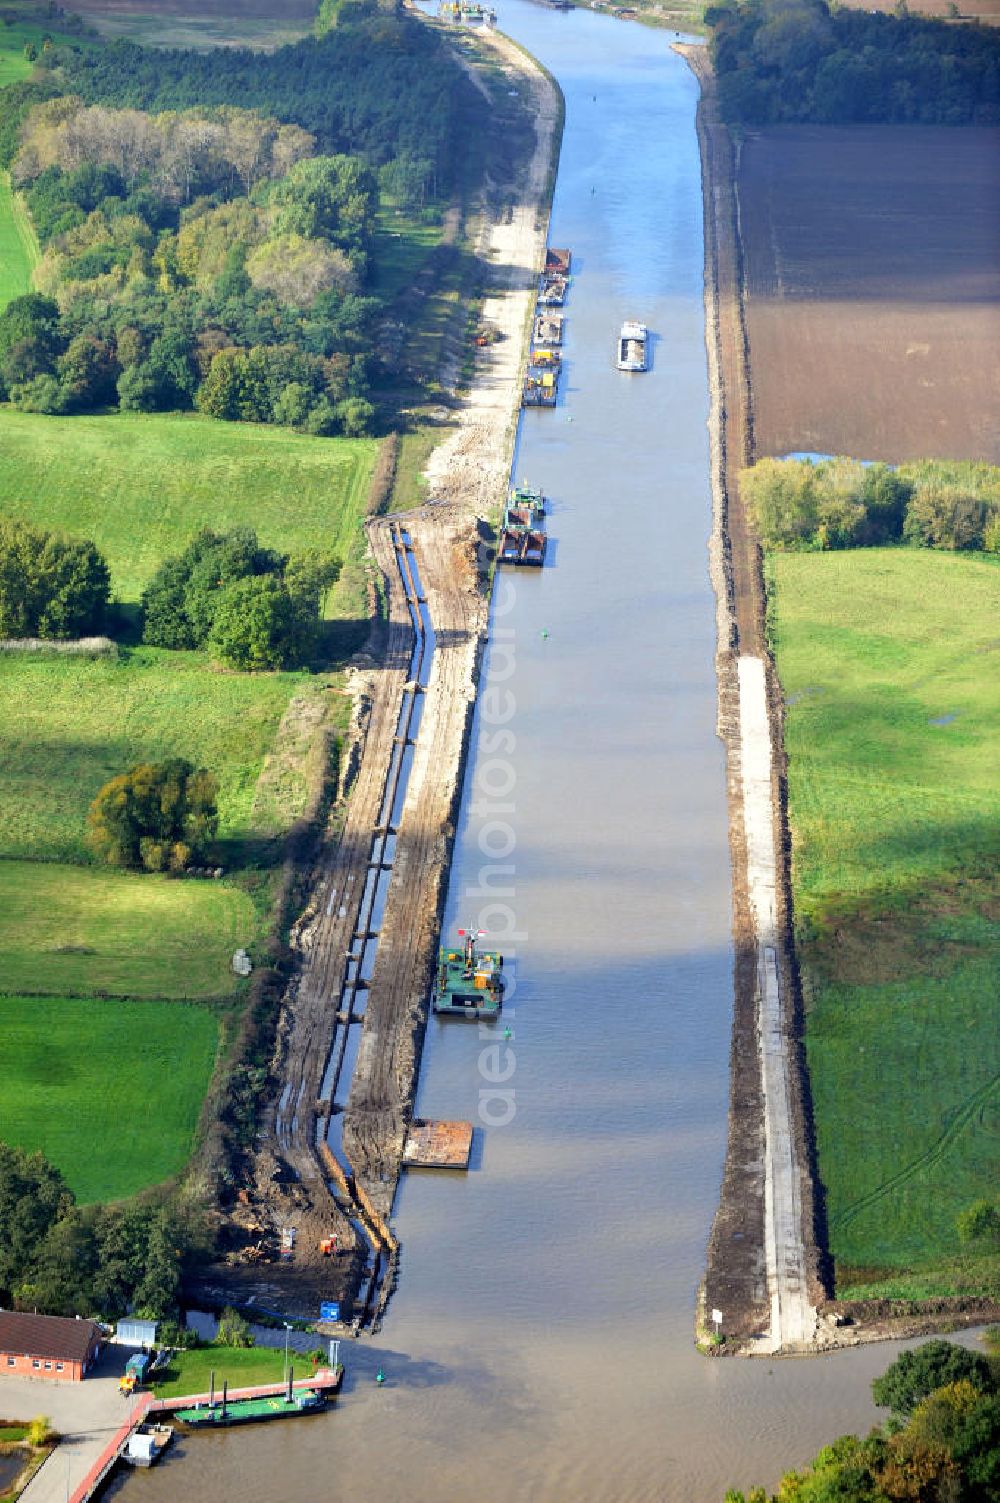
738, 125, 1000, 465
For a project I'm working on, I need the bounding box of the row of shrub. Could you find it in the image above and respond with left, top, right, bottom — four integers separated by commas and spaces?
742, 456, 1000, 552
0, 517, 340, 670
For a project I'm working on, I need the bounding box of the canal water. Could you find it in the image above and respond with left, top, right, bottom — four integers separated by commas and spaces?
111, 7, 924, 1500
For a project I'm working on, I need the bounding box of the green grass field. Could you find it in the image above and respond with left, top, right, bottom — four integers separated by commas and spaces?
371, 199, 445, 305
152, 1344, 295, 1398
0, 172, 39, 311
0, 994, 219, 1202
771, 548, 1000, 1290
0, 411, 378, 604
0, 861, 257, 999
0, 648, 327, 861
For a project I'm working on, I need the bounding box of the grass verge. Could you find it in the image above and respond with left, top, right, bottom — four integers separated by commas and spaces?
0, 994, 219, 1202
152, 1344, 298, 1397
0, 861, 257, 999
0, 648, 330, 861
0, 173, 39, 311
770, 548, 1000, 1290
0, 411, 378, 604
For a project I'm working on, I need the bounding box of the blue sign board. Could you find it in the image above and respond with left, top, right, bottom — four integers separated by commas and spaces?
320, 1301, 340, 1322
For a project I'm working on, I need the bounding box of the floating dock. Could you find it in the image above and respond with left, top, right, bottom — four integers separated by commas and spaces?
403, 1119, 474, 1168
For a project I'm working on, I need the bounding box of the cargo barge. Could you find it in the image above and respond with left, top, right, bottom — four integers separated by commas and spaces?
432, 926, 504, 1018
534, 311, 564, 346
523, 366, 558, 406
538, 274, 568, 306
499, 485, 547, 566
616, 319, 647, 372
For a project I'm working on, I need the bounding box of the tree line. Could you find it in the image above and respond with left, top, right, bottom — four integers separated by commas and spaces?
51, 4, 473, 204
0, 1141, 190, 1321
0, 115, 379, 433
0, 2, 481, 432
742, 456, 1000, 552
706, 0, 1000, 125
724, 1337, 999, 1502
0, 517, 339, 667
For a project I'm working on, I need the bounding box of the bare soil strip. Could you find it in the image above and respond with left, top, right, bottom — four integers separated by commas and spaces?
192, 27, 559, 1326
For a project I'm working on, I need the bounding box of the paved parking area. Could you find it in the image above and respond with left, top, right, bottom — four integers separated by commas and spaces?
2, 1344, 132, 1503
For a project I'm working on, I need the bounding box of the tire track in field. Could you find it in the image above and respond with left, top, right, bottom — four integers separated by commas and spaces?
831, 1070, 1000, 1231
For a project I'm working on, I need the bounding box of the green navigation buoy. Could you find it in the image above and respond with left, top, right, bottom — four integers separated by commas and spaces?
541, 629, 549, 639
376, 1367, 385, 1386
504, 1027, 512, 1040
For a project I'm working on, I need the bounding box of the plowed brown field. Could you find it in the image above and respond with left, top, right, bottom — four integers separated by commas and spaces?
739, 125, 1000, 463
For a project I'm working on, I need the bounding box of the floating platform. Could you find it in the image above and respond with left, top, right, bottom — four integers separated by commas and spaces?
433, 926, 504, 1017
403, 1119, 473, 1169
175, 1389, 324, 1428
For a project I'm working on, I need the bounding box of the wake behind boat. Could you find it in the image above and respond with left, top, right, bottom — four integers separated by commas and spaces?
616, 319, 647, 372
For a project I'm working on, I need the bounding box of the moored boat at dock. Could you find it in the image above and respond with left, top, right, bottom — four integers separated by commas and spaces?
432, 926, 504, 1017
534, 311, 564, 346
616, 319, 647, 371
124, 1423, 173, 1467
539, 273, 568, 306
522, 366, 558, 406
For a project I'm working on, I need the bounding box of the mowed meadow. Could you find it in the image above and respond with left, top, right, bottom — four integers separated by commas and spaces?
0, 408, 377, 1199
770, 549, 1000, 1297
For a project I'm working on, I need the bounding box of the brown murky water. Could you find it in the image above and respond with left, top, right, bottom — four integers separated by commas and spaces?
110, 9, 925, 1499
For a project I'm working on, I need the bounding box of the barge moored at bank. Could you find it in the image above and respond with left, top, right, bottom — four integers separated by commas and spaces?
175, 1376, 326, 1429
432, 927, 504, 1018
499, 484, 547, 566
534, 311, 564, 346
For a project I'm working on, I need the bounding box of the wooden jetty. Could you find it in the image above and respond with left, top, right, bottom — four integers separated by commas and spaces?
67, 1370, 344, 1501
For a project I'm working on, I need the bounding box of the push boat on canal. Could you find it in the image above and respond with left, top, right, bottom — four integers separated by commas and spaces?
616, 319, 647, 372
498, 484, 546, 567
432, 926, 504, 1018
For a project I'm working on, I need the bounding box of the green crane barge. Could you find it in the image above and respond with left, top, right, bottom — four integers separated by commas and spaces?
432, 926, 504, 1019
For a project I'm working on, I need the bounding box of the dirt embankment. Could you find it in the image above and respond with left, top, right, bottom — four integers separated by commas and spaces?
192, 26, 560, 1327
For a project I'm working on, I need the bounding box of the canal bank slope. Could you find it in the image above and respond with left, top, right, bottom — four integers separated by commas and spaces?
680, 43, 824, 1354
188, 24, 561, 1327
683, 47, 1000, 1354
